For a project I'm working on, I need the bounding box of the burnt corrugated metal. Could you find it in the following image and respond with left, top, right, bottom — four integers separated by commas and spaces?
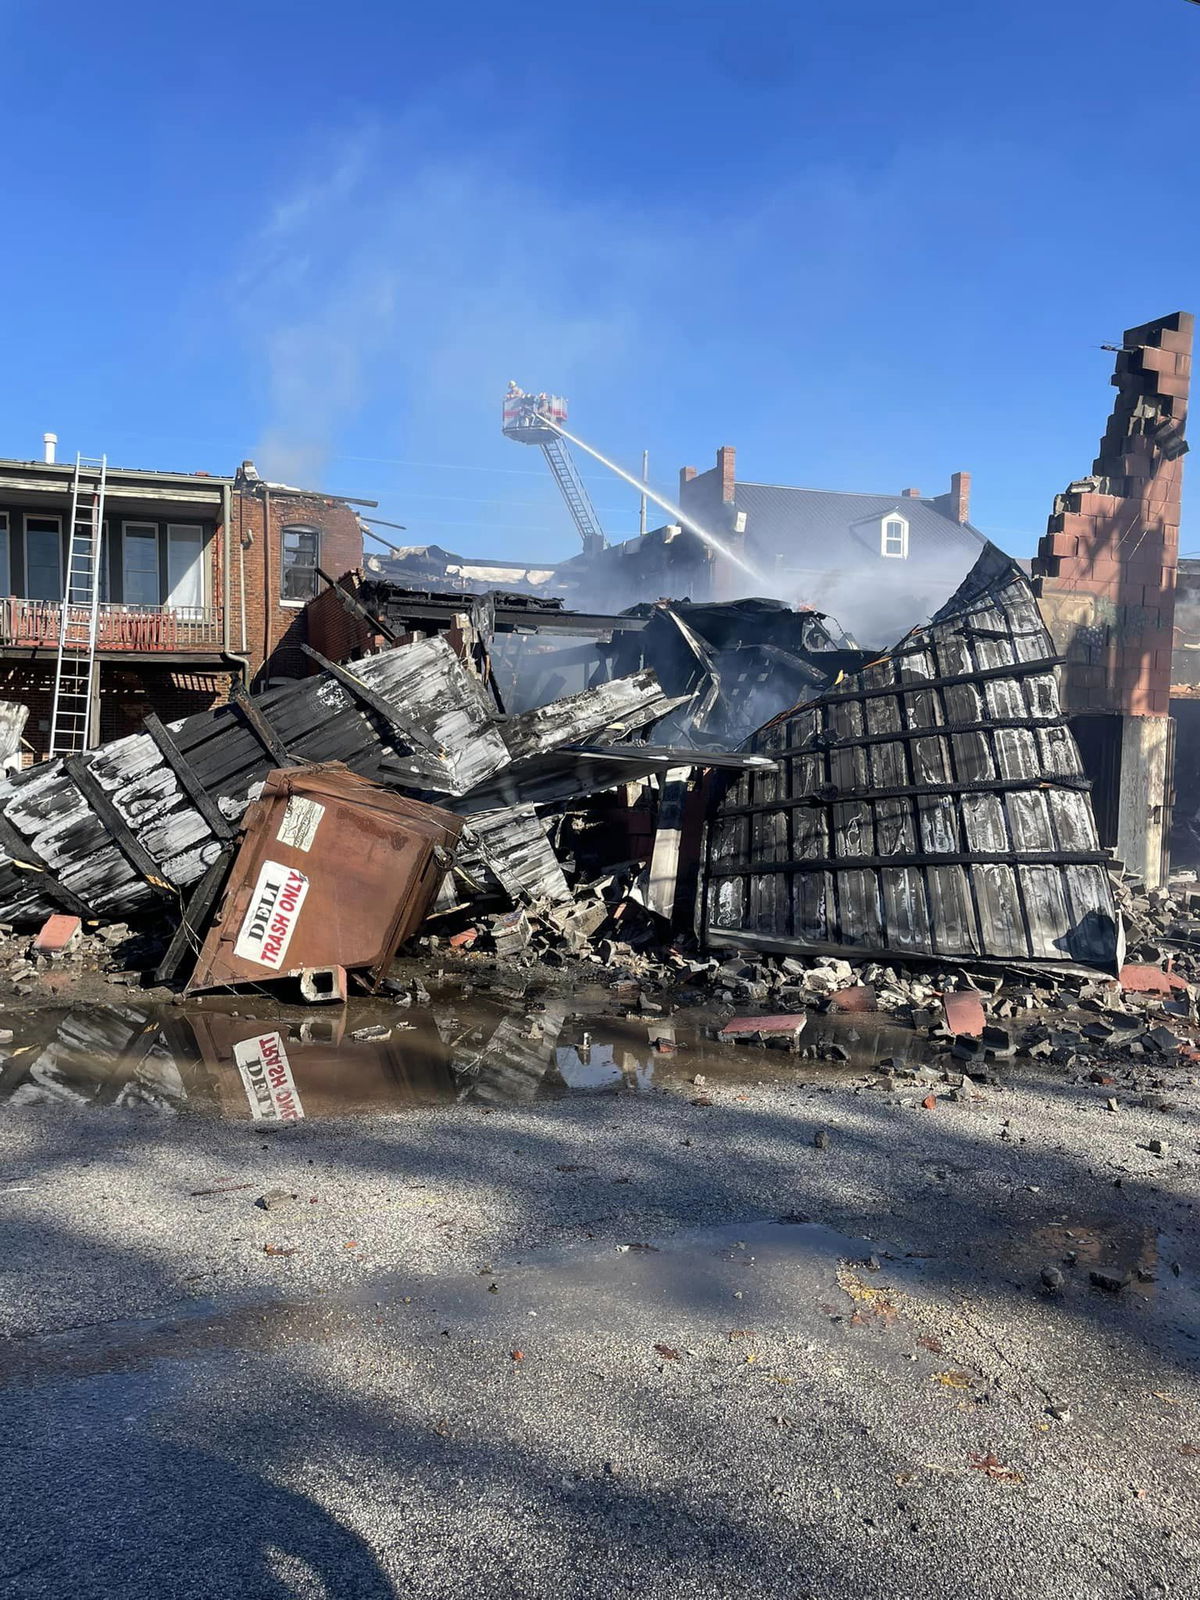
0, 638, 676, 928
702, 546, 1122, 969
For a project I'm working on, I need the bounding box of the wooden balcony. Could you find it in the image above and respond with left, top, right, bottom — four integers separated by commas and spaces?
0, 598, 224, 654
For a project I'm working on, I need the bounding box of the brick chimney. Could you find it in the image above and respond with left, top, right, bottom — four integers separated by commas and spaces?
901, 487, 921, 498
949, 470, 971, 524
679, 465, 697, 497
716, 445, 736, 503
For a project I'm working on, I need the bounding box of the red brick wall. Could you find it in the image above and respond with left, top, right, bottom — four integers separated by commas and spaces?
1033, 312, 1192, 717
228, 488, 363, 682
0, 662, 234, 764
678, 446, 738, 599
304, 574, 377, 664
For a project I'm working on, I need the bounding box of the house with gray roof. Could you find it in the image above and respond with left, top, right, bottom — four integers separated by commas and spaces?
676, 447, 988, 644
546, 446, 989, 643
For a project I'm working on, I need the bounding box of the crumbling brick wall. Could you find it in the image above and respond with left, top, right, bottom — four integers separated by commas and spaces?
228, 486, 363, 682
304, 573, 377, 665
1033, 312, 1192, 717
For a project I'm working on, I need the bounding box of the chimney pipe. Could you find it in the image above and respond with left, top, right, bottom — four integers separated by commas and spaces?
42, 432, 57, 465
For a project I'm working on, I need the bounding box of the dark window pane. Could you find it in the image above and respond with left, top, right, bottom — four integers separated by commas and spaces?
281, 524, 320, 601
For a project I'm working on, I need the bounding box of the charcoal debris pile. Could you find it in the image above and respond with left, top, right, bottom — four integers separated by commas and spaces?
0, 546, 1139, 999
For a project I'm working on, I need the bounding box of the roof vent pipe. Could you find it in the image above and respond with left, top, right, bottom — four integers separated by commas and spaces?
42, 433, 57, 465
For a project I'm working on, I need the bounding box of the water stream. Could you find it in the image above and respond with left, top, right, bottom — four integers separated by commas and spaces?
544, 417, 764, 583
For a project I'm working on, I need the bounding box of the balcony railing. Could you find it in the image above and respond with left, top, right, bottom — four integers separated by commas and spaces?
0, 598, 224, 653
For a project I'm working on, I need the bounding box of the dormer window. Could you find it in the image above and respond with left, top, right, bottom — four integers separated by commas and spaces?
881, 515, 908, 559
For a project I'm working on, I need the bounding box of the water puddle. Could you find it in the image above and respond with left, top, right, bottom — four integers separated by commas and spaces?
0, 988, 943, 1123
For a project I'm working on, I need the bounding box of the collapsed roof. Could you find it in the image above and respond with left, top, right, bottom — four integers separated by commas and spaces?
0, 545, 1122, 976
702, 545, 1121, 969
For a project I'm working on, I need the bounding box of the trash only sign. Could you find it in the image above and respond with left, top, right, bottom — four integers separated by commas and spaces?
233, 860, 310, 970
235, 1032, 305, 1121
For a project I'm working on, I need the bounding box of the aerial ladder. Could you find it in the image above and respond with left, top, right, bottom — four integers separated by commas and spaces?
502, 386, 607, 556
49, 454, 107, 757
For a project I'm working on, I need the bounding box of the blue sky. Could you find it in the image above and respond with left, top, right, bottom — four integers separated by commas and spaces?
0, 0, 1197, 566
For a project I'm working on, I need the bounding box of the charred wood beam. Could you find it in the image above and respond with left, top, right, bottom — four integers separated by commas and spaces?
317, 567, 401, 645
784, 715, 1071, 755
65, 755, 179, 895
811, 656, 1066, 706
154, 847, 235, 984
300, 643, 445, 758
561, 744, 777, 771
719, 774, 1094, 815
362, 594, 646, 637
0, 808, 95, 918
705, 848, 1112, 875
141, 714, 235, 843
702, 927, 1105, 971
229, 684, 294, 768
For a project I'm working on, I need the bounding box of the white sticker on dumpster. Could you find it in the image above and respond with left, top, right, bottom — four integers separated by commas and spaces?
234, 1031, 305, 1122
276, 796, 325, 853
234, 859, 310, 969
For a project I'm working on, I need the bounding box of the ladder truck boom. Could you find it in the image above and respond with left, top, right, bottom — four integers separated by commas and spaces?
501, 386, 607, 556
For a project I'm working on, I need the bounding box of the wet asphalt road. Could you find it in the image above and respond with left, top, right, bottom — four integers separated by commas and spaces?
1, 1025, 1199, 1598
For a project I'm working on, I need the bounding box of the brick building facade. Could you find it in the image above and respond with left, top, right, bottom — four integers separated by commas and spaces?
1032, 311, 1192, 886
226, 463, 364, 684
0, 450, 364, 762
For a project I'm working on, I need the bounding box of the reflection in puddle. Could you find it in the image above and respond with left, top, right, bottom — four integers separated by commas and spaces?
0, 993, 952, 1124
556, 1041, 656, 1093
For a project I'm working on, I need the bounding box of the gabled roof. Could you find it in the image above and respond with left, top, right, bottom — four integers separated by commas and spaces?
733, 482, 987, 566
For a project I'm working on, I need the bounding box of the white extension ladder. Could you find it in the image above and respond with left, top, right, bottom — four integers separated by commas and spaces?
49, 454, 107, 758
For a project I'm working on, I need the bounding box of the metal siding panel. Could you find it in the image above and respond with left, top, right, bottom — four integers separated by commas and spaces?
995, 727, 1038, 780
926, 865, 979, 955
1021, 864, 1074, 958
836, 867, 882, 947
1062, 865, 1122, 964
875, 797, 916, 855
1006, 789, 1056, 851
971, 863, 1030, 957
961, 792, 1010, 852
794, 871, 832, 941
917, 794, 960, 853
951, 731, 996, 782
881, 867, 931, 951
833, 800, 873, 857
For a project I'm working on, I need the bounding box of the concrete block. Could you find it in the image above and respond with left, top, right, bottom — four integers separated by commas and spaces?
298, 965, 348, 1004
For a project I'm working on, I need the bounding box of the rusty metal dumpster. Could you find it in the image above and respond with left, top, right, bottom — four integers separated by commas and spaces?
185, 763, 461, 996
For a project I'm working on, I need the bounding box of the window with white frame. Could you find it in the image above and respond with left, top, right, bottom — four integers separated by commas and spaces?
167, 524, 205, 618
881, 514, 908, 559
25, 514, 62, 600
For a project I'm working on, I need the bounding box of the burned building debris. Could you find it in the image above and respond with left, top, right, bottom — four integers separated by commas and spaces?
0, 535, 1134, 993
703, 546, 1121, 970
0, 313, 1188, 996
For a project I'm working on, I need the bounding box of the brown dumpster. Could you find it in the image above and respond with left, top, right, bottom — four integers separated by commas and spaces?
185, 763, 462, 996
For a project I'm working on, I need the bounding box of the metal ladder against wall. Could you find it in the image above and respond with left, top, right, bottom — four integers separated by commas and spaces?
49, 454, 108, 758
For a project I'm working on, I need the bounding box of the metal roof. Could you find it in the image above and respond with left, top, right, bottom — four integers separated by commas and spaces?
733, 482, 988, 567
702, 544, 1122, 970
